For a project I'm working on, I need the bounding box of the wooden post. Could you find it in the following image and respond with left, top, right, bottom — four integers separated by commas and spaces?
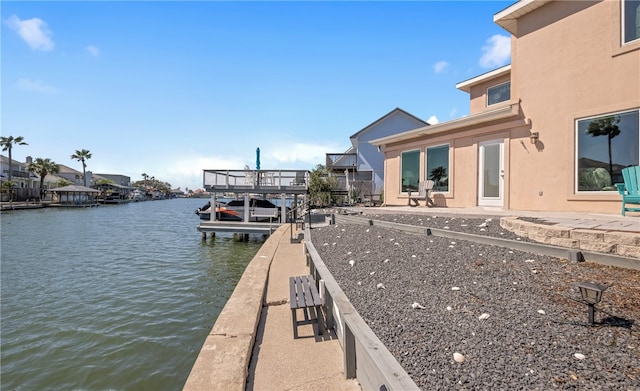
344, 322, 356, 379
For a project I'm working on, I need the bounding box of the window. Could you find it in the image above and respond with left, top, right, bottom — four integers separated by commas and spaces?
576, 109, 639, 192
426, 144, 450, 192
401, 150, 420, 192
623, 0, 640, 44
487, 81, 510, 106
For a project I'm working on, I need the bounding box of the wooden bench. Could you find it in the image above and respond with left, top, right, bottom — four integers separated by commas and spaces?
289, 275, 324, 338
615, 165, 640, 216
407, 180, 435, 207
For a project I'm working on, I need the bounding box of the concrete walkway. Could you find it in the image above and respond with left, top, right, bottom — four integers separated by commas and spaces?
183, 224, 360, 391
245, 225, 361, 391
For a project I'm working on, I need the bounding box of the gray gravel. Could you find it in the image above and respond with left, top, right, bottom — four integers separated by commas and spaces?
309, 220, 640, 390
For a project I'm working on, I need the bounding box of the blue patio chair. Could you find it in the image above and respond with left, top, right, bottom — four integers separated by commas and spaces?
615, 166, 640, 216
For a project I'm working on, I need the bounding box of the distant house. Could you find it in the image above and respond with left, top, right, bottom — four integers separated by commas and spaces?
327, 107, 428, 198
94, 173, 131, 187
56, 164, 90, 186
371, 0, 639, 214
1, 155, 37, 187
1, 155, 41, 200
171, 188, 186, 198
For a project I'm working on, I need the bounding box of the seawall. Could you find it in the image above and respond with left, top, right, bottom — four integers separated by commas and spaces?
182, 225, 286, 391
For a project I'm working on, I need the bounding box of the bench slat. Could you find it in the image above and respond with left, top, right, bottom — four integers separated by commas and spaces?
308, 279, 322, 306
289, 277, 298, 309
301, 276, 315, 307
295, 276, 306, 309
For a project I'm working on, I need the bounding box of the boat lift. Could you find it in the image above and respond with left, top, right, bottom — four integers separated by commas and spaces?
197, 169, 309, 237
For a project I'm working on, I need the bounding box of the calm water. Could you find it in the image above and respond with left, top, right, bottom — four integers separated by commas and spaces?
1, 198, 263, 390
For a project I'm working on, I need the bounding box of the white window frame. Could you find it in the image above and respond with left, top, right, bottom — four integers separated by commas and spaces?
425, 143, 451, 193
622, 0, 640, 45
400, 149, 421, 194
486, 81, 511, 107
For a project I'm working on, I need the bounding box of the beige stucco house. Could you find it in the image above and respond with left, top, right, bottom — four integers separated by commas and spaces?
371, 0, 639, 214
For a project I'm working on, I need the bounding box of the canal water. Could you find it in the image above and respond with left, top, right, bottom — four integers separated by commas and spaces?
1, 198, 264, 390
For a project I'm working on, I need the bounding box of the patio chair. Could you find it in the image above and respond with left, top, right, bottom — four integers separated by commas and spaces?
408, 180, 435, 207
615, 165, 640, 216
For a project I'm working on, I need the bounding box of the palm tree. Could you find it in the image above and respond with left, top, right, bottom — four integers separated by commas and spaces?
141, 173, 148, 188
586, 115, 621, 177
57, 178, 73, 187
0, 136, 28, 182
429, 166, 448, 188
70, 149, 92, 187
27, 158, 60, 199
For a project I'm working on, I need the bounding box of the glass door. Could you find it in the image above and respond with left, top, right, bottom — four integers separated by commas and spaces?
478, 139, 504, 207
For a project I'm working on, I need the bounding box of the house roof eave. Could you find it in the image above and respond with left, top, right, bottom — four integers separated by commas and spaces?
369, 103, 520, 146
493, 0, 553, 35
456, 64, 511, 93
349, 107, 429, 140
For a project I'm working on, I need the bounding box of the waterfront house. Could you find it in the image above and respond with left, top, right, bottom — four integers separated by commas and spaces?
327, 107, 428, 200
1, 155, 41, 200
371, 0, 639, 214
56, 164, 91, 186
92, 173, 133, 202
93, 173, 131, 187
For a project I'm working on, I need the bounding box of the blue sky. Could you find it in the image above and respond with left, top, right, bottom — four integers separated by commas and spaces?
2, 1, 513, 191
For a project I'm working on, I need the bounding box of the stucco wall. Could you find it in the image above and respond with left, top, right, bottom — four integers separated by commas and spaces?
469, 74, 512, 115
382, 0, 639, 213
510, 0, 640, 213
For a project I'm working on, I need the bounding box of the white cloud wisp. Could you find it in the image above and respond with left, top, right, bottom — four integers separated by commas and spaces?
433, 61, 448, 74
16, 78, 58, 94
479, 34, 510, 68
5, 15, 54, 51
85, 45, 100, 57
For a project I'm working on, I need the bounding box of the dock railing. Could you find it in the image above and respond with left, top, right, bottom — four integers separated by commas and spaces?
203, 169, 309, 194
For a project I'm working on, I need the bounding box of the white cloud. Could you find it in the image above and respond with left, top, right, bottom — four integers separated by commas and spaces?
16, 78, 58, 94
427, 115, 439, 125
85, 45, 100, 57
479, 34, 510, 68
449, 108, 458, 118
160, 155, 246, 190
268, 141, 344, 167
4, 15, 54, 51
433, 61, 448, 74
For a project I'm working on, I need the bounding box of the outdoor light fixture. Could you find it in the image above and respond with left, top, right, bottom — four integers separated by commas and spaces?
529, 131, 539, 144
576, 281, 608, 325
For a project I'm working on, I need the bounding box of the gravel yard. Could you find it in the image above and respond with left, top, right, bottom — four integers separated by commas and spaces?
309, 218, 640, 390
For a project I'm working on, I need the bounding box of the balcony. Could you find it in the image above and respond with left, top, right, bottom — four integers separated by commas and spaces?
326, 153, 357, 170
